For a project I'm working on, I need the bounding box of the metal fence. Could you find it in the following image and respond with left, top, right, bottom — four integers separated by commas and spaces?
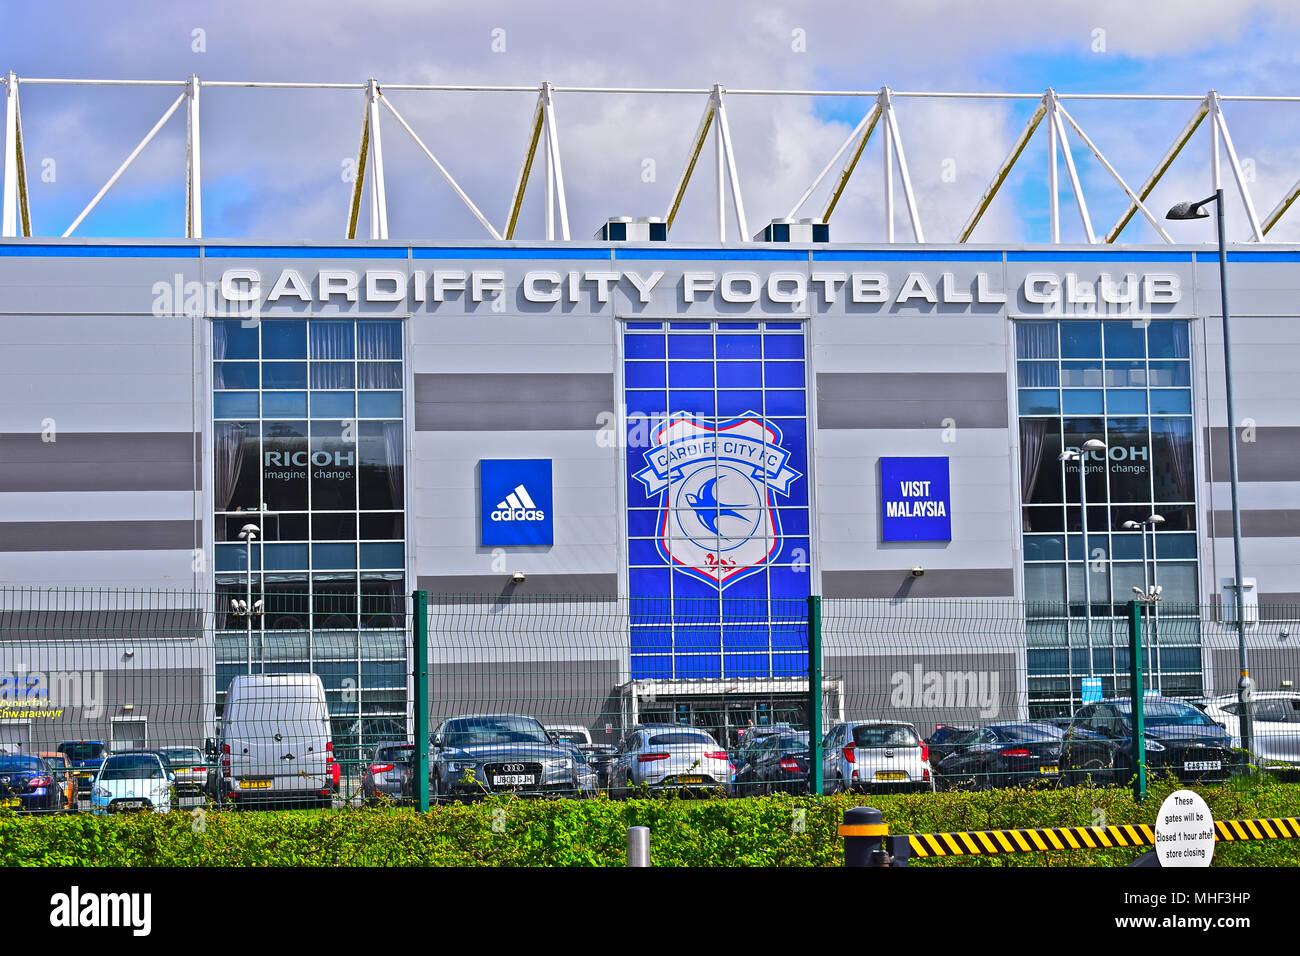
1, 585, 1297, 812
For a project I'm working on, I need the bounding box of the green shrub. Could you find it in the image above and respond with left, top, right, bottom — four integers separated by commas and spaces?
3, 776, 1297, 867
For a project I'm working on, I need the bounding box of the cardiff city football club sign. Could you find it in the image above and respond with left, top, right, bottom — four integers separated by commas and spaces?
633, 413, 802, 587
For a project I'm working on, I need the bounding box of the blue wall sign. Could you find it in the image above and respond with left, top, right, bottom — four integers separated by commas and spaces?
880, 457, 952, 542
480, 459, 553, 546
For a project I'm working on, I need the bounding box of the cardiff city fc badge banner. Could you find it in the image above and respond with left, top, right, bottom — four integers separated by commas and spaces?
633, 413, 802, 588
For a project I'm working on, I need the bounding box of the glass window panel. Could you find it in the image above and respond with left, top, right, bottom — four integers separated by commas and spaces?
213, 320, 259, 360
624, 334, 666, 359
357, 322, 402, 360
262, 578, 309, 630
262, 392, 307, 418
1060, 321, 1101, 358
1019, 421, 1063, 504
1024, 534, 1065, 560
1018, 389, 1060, 415
1110, 562, 1146, 601
1149, 390, 1192, 414
1147, 361, 1190, 387
1103, 322, 1146, 357
310, 362, 355, 390
1016, 322, 1059, 359
263, 543, 309, 571
309, 420, 357, 510
311, 513, 357, 540
1111, 533, 1145, 560
262, 362, 308, 389
313, 574, 358, 628
1147, 321, 1189, 359
214, 362, 259, 390
1025, 563, 1066, 606
311, 391, 355, 418
1022, 505, 1065, 532
1106, 390, 1147, 414
360, 575, 404, 628
1106, 417, 1151, 503
312, 543, 357, 570
667, 362, 715, 388
1062, 419, 1106, 502
1062, 390, 1104, 415
1151, 417, 1194, 501
1155, 561, 1198, 607
624, 362, 666, 388
360, 542, 404, 569
214, 392, 258, 419
1104, 361, 1146, 388
358, 421, 403, 510
261, 421, 309, 511
359, 513, 403, 540
358, 363, 403, 390
262, 321, 307, 359
358, 392, 403, 419
215, 543, 258, 572
715, 334, 761, 358
764, 363, 805, 388
667, 334, 713, 359
1060, 361, 1103, 387
1155, 532, 1197, 559
310, 321, 355, 359
1017, 362, 1058, 387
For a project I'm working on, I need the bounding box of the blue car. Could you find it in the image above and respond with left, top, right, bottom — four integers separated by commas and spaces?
57, 740, 107, 802
0, 754, 65, 814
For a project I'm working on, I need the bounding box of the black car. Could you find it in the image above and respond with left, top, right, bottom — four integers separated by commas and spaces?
925, 725, 982, 765
933, 722, 1064, 790
579, 745, 619, 789
0, 754, 65, 814
430, 714, 585, 801
1060, 696, 1236, 787
733, 731, 810, 795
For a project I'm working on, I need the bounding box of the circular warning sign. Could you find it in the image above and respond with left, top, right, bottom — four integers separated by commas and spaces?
1154, 789, 1215, 867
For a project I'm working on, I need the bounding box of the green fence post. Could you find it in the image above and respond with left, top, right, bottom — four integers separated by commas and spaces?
1127, 598, 1146, 804
413, 589, 430, 813
808, 594, 823, 798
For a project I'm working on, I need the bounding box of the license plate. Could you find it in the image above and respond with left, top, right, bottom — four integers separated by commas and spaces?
492, 774, 536, 786
1040, 766, 1059, 774
0, 798, 19, 808
876, 771, 906, 781
1184, 760, 1221, 772
676, 776, 704, 785
240, 778, 272, 789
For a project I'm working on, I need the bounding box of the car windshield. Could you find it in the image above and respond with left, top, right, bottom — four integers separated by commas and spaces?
98, 755, 165, 781
377, 746, 414, 763
441, 716, 550, 748
994, 724, 1064, 741
1115, 700, 1215, 727
648, 732, 716, 747
60, 743, 105, 761
853, 726, 919, 747
0, 756, 43, 772
161, 749, 203, 764
775, 734, 809, 750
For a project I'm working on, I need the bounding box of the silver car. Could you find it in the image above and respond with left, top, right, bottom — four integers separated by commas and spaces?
608, 724, 732, 796
431, 714, 584, 801
821, 720, 934, 794
1194, 693, 1300, 770
158, 747, 208, 796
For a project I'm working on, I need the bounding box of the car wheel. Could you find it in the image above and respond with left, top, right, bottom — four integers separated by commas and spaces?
1077, 757, 1111, 787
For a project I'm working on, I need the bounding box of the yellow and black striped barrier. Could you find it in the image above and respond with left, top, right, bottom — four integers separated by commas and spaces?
839, 809, 1300, 865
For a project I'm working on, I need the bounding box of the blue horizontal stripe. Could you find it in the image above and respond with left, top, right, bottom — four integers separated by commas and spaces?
0, 244, 199, 257
1006, 251, 1194, 262
412, 247, 611, 260
814, 249, 1003, 261
205, 246, 408, 259
615, 248, 809, 261
1226, 251, 1300, 262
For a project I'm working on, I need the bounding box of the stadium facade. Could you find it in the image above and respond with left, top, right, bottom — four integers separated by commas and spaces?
1, 238, 1298, 751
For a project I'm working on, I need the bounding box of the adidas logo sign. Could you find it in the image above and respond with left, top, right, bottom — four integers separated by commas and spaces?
491, 484, 546, 522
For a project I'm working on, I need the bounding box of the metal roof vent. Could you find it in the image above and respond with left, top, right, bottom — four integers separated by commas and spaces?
754, 218, 829, 243
595, 216, 667, 241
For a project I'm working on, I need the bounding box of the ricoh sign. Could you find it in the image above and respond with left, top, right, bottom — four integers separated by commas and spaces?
213, 267, 1183, 313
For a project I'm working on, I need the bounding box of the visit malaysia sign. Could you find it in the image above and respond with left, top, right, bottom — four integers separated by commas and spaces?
880, 457, 952, 542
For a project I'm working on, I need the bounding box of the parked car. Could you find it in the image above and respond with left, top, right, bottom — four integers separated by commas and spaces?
207, 673, 334, 809
734, 731, 810, 795
546, 724, 593, 748
1193, 692, 1300, 771
362, 741, 416, 806
561, 744, 600, 797
38, 751, 78, 810
932, 722, 1064, 790
158, 747, 208, 796
730, 725, 792, 779
821, 721, 934, 794
0, 754, 65, 814
90, 751, 174, 814
1059, 696, 1236, 787
430, 714, 584, 801
925, 725, 982, 765
581, 745, 619, 789
608, 723, 732, 796
57, 740, 107, 801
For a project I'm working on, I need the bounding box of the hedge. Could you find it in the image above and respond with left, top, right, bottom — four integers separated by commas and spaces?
3, 775, 1298, 866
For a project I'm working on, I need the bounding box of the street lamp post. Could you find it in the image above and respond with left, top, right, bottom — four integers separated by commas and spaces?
1060, 438, 1107, 679
1166, 190, 1253, 762
238, 523, 260, 669
1124, 513, 1165, 691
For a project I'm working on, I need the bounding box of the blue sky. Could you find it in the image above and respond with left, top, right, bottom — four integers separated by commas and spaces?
3, 0, 1299, 244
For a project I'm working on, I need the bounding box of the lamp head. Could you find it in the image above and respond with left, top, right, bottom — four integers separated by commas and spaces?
1082, 439, 1107, 452
1147, 514, 1165, 525
1166, 199, 1212, 221
1122, 521, 1140, 530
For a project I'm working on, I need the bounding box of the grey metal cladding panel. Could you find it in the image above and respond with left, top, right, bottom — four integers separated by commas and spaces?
827, 652, 1022, 731
0, 433, 200, 492
0, 257, 200, 315
1204, 427, 1300, 483
1206, 509, 1300, 538
418, 573, 619, 599
823, 568, 1016, 599
0, 608, 203, 642
414, 373, 614, 431
817, 373, 1008, 429
0, 520, 200, 552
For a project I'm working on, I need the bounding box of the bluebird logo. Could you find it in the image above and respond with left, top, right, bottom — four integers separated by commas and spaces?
481, 460, 553, 546
634, 413, 801, 587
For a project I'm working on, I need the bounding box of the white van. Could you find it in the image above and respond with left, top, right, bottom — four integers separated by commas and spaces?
210, 674, 334, 809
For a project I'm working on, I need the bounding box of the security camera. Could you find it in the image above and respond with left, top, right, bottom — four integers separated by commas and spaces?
910, 566, 925, 578
511, 571, 526, 584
